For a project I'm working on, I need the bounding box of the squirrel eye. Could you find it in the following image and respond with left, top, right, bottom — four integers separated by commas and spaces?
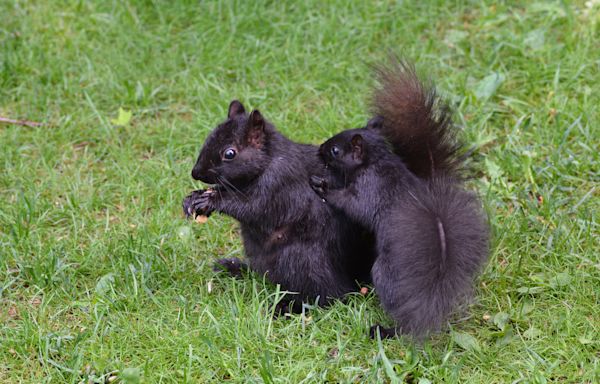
223, 148, 237, 160
330, 146, 340, 158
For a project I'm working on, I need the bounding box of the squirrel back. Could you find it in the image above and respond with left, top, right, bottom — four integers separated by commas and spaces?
370, 59, 461, 179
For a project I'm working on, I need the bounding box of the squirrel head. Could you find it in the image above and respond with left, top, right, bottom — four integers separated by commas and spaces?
317, 128, 368, 189
191, 100, 272, 189
317, 118, 390, 187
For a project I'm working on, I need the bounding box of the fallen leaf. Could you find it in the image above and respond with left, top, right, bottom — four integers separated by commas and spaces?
111, 107, 132, 126
516, 286, 544, 294
95, 273, 115, 294
495, 325, 515, 347
474, 72, 505, 100
121, 367, 141, 384
518, 300, 535, 317
485, 159, 503, 180
452, 331, 481, 352
549, 272, 572, 288
444, 29, 468, 46
523, 327, 542, 339
493, 312, 510, 331
524, 29, 545, 51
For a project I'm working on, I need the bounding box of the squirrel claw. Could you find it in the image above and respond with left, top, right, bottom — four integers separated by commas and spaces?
183, 189, 215, 218
309, 176, 328, 198
182, 192, 200, 218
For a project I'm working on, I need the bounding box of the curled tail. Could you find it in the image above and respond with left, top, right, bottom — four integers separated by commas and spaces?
370, 59, 462, 179
372, 177, 489, 337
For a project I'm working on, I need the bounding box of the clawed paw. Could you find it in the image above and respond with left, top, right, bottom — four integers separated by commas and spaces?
309, 175, 328, 199
182, 190, 203, 217
182, 189, 216, 218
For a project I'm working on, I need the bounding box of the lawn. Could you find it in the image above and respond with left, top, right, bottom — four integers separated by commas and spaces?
1, 1, 598, 383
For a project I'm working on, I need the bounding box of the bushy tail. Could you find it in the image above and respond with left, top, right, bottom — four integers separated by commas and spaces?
372, 177, 489, 337
370, 59, 462, 179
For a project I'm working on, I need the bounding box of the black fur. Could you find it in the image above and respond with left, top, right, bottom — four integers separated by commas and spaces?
310, 65, 489, 338
183, 100, 375, 309
371, 59, 461, 179
312, 128, 488, 338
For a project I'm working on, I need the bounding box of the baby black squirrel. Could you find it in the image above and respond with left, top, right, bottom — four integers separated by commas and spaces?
182, 100, 375, 312
310, 61, 489, 338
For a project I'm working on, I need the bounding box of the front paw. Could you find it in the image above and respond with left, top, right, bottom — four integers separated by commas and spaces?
183, 189, 216, 218
183, 190, 205, 217
196, 189, 217, 212
309, 175, 328, 199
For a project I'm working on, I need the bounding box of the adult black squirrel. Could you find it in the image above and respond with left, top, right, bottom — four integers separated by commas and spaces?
182, 100, 375, 312
310, 61, 489, 338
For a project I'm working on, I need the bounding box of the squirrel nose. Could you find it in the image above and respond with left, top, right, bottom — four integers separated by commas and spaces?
191, 167, 203, 180
192, 167, 217, 184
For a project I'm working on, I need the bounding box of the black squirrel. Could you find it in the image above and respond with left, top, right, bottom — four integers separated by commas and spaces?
310, 61, 489, 338
182, 100, 375, 312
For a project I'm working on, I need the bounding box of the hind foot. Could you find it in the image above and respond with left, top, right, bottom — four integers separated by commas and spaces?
369, 324, 397, 339
213, 257, 248, 278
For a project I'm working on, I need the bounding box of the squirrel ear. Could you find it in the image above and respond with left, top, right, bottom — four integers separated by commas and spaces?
351, 134, 364, 160
246, 109, 265, 148
228, 100, 246, 118
366, 116, 384, 130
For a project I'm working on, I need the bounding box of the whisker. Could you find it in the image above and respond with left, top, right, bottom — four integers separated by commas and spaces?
224, 176, 248, 198
218, 176, 247, 202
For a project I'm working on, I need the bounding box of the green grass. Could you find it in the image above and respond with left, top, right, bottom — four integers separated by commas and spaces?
1, 0, 598, 382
